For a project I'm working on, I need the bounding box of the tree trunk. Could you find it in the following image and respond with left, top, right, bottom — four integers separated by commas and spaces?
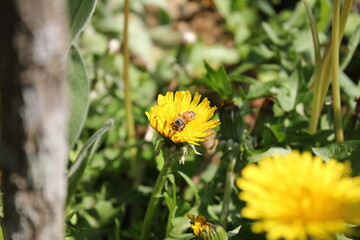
0, 0, 69, 239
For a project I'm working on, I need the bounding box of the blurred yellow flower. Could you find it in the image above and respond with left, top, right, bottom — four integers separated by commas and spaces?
145, 91, 220, 145
237, 151, 360, 240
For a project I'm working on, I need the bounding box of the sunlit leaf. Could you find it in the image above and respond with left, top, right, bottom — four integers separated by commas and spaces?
315, 0, 331, 32
95, 200, 121, 226
227, 225, 241, 238
68, 0, 97, 42
262, 22, 282, 45
190, 44, 240, 77
247, 147, 292, 163
197, 62, 232, 99
313, 140, 360, 176
67, 44, 90, 148
339, 72, 360, 106
67, 119, 114, 206
275, 71, 299, 112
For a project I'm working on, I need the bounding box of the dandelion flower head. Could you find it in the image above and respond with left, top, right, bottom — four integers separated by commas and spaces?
145, 91, 220, 145
237, 151, 360, 240
187, 214, 227, 240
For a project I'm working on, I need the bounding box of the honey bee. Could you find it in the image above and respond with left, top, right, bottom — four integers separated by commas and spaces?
171, 111, 197, 132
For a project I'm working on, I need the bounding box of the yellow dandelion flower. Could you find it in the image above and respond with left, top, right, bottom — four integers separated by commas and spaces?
145, 91, 220, 145
236, 151, 360, 240
187, 214, 228, 240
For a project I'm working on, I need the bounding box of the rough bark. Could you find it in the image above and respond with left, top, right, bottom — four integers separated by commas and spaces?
0, 1, 69, 239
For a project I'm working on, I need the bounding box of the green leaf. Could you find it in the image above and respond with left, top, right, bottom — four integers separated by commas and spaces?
246, 79, 280, 100
65, 211, 86, 237
67, 45, 90, 148
165, 173, 177, 236
275, 71, 299, 112
67, 119, 114, 206
212, 0, 231, 17
339, 72, 360, 104
235, 223, 266, 240
65, 224, 86, 237
197, 62, 232, 99
312, 140, 360, 176
227, 225, 241, 238
114, 218, 121, 240
344, 13, 360, 37
65, 210, 77, 222
262, 22, 282, 45
68, 0, 97, 42
255, 0, 275, 16
80, 26, 108, 55
315, 0, 331, 32
95, 14, 155, 71
336, 233, 353, 240
178, 171, 200, 207
0, 225, 3, 240
190, 45, 240, 77
247, 147, 292, 163
95, 200, 121, 226
340, 25, 360, 71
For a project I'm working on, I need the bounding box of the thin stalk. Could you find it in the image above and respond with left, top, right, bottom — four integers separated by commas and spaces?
318, 0, 353, 104
303, 0, 323, 134
139, 147, 178, 240
331, 0, 344, 142
123, 0, 138, 183
310, 0, 353, 132
220, 155, 236, 228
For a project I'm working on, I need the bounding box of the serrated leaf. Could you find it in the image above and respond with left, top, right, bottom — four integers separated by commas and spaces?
68, 0, 97, 42
67, 119, 114, 206
67, 45, 90, 148
312, 140, 360, 176
197, 62, 232, 99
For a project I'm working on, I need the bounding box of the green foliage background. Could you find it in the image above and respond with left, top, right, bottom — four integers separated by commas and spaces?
64, 0, 360, 239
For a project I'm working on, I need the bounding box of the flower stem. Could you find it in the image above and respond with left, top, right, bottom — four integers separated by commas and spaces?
331, 0, 344, 142
303, 0, 322, 134
220, 155, 236, 228
139, 146, 177, 240
319, 0, 353, 107
122, 0, 138, 183
308, 0, 353, 134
